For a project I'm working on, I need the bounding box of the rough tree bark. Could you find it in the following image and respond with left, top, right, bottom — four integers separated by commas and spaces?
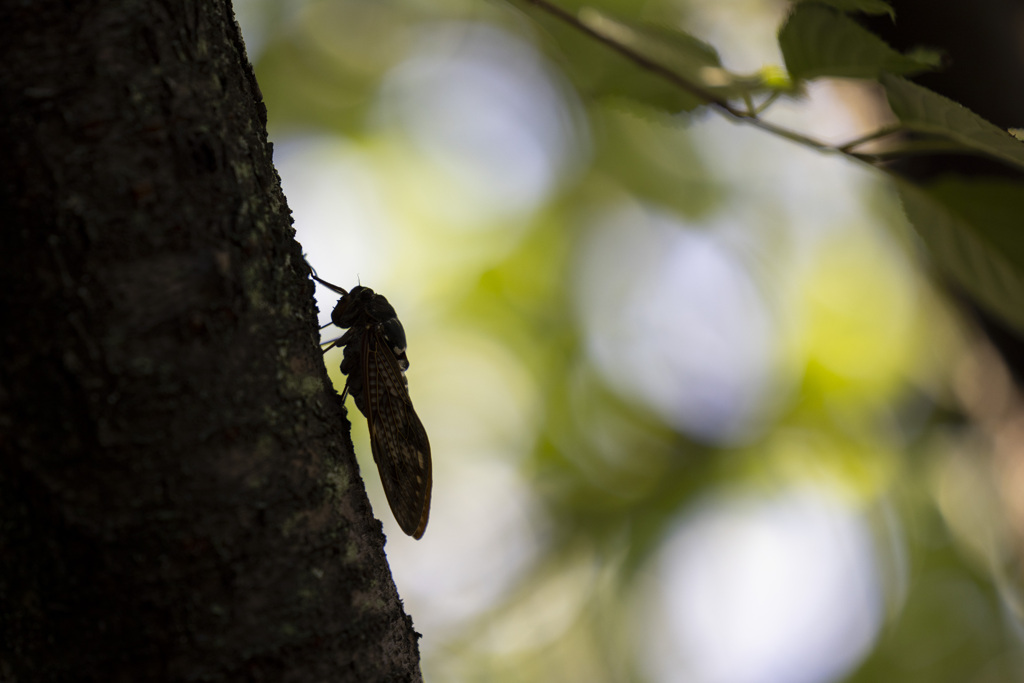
0, 1, 423, 680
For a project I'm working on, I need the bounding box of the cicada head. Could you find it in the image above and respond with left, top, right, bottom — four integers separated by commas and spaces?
331, 285, 399, 329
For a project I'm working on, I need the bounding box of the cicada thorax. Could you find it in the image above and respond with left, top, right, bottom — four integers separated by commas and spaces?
333, 286, 411, 417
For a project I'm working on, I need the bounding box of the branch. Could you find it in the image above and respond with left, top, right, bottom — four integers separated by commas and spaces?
514, 0, 913, 167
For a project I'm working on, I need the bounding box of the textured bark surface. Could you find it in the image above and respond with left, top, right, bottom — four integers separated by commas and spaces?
0, 1, 422, 680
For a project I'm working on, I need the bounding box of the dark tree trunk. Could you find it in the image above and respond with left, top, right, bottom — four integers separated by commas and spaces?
0, 1, 422, 680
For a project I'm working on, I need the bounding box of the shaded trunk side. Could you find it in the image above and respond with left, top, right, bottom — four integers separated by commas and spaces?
0, 1, 422, 680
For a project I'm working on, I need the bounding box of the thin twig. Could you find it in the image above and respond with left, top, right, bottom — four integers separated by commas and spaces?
750, 91, 783, 116
741, 92, 756, 117
837, 124, 904, 153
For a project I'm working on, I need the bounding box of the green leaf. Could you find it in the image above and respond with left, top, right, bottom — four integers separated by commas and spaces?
780, 4, 937, 81
882, 74, 1024, 172
792, 0, 895, 20
898, 177, 1024, 334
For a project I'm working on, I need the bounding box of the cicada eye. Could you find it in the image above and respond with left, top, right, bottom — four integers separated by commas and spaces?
331, 299, 352, 328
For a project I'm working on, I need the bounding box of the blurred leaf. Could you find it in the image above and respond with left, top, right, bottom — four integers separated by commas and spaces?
791, 0, 896, 20
514, 2, 701, 112
898, 176, 1024, 334
253, 1, 416, 132
577, 9, 790, 103
780, 4, 938, 81
882, 74, 1024, 172
795, 226, 922, 405
255, 37, 375, 131
577, 7, 721, 72
518, 3, 785, 114
530, 357, 716, 572
848, 523, 1015, 683
589, 106, 725, 218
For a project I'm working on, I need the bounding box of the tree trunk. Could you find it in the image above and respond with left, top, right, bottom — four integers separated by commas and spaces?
0, 1, 422, 680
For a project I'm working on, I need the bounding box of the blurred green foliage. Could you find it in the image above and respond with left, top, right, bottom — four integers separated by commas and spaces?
242, 0, 1024, 680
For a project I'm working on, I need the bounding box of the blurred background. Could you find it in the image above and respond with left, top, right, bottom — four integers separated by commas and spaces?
236, 0, 1024, 680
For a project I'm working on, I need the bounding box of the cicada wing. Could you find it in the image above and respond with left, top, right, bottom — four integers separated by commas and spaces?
363, 329, 432, 539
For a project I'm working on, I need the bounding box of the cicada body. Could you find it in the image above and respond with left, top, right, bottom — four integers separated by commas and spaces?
314, 275, 431, 539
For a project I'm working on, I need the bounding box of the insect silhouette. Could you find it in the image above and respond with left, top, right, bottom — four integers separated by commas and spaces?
313, 273, 432, 539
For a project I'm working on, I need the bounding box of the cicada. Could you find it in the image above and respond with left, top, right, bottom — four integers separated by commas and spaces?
313, 273, 431, 539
